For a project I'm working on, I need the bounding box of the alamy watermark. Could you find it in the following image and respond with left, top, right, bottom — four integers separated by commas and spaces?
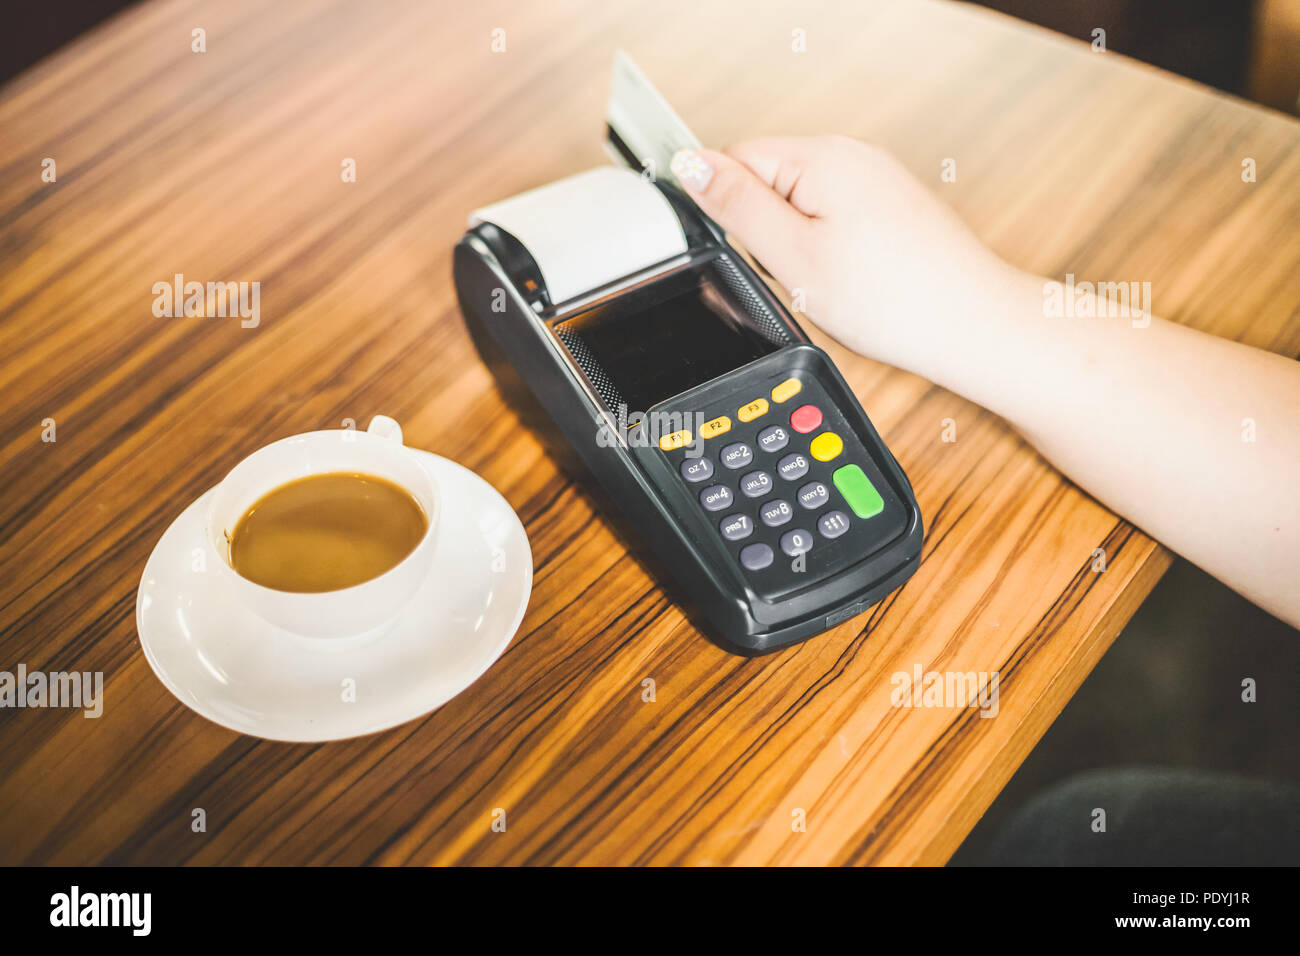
1043, 273, 1151, 328
50, 886, 150, 936
0, 664, 103, 718
152, 273, 260, 328
891, 664, 999, 718
595, 406, 708, 456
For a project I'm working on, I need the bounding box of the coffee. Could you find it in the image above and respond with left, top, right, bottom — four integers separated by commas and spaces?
228, 472, 428, 592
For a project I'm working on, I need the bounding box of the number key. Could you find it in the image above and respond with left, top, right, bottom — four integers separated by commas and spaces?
759, 499, 794, 527
699, 485, 733, 512
776, 453, 809, 481
679, 457, 713, 483
719, 514, 754, 541
739, 470, 773, 498
780, 529, 814, 557
797, 481, 830, 510
720, 442, 754, 470
757, 425, 789, 453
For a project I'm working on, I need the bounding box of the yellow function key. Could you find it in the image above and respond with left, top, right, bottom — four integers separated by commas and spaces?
737, 398, 768, 422
658, 429, 693, 451
809, 431, 844, 462
770, 377, 802, 403
698, 416, 731, 440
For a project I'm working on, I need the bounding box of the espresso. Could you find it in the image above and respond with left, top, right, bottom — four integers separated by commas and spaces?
229, 472, 428, 592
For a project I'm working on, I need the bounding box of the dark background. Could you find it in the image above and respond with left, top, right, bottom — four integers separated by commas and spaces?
2, 0, 135, 83
6, 1, 1300, 114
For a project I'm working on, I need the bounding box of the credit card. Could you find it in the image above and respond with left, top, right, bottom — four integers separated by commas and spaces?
606, 50, 702, 189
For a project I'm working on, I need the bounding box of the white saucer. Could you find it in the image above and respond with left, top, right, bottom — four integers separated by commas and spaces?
136, 450, 531, 742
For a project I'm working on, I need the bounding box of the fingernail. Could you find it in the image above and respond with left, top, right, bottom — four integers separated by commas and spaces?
671, 148, 713, 190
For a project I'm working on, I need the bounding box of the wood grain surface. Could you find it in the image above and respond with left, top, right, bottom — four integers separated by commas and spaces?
2, 0, 1299, 865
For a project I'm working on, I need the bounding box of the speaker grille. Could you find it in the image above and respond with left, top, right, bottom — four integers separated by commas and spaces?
554, 326, 628, 415
712, 254, 792, 346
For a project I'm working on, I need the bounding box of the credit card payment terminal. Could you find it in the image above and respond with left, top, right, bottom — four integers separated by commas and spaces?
453, 53, 922, 654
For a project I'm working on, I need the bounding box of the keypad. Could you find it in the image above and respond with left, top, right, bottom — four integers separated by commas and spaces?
664, 373, 893, 585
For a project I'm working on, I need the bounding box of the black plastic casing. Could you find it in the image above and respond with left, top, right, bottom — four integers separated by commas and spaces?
453, 180, 922, 655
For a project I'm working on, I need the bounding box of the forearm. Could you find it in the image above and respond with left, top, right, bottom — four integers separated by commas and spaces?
917, 266, 1300, 626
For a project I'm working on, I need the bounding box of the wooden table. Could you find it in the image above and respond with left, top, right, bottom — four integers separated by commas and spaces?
3, 0, 1298, 866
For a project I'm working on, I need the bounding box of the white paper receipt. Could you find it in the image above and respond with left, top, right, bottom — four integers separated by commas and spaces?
469, 166, 688, 306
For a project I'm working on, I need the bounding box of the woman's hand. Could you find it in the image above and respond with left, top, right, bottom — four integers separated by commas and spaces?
671, 135, 1025, 382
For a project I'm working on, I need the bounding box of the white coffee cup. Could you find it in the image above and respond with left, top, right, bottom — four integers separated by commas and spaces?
205, 416, 440, 639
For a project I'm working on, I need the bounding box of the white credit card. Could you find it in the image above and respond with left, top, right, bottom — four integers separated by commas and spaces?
606, 50, 702, 189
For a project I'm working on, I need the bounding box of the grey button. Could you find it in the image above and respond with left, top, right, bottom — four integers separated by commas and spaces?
719, 514, 754, 541
739, 470, 773, 498
739, 543, 774, 571
780, 529, 814, 557
757, 425, 790, 453
818, 510, 851, 539
776, 453, 809, 481
797, 481, 830, 510
679, 456, 713, 483
759, 498, 794, 527
720, 442, 754, 470
699, 485, 733, 512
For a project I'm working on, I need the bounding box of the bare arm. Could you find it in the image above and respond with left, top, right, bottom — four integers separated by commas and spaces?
671, 137, 1300, 626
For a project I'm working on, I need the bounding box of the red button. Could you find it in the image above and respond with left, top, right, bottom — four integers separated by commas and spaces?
790, 404, 823, 434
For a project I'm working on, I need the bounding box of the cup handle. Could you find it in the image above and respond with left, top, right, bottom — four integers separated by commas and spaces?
366, 415, 403, 445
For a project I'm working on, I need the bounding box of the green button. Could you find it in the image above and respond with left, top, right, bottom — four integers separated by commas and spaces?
833, 464, 884, 519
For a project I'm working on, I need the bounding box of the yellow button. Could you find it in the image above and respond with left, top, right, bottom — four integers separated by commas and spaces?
771, 378, 802, 403
698, 415, 731, 439
659, 429, 693, 451
810, 432, 843, 462
737, 398, 768, 422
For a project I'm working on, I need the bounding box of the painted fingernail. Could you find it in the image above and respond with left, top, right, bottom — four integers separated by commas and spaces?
671, 148, 713, 190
